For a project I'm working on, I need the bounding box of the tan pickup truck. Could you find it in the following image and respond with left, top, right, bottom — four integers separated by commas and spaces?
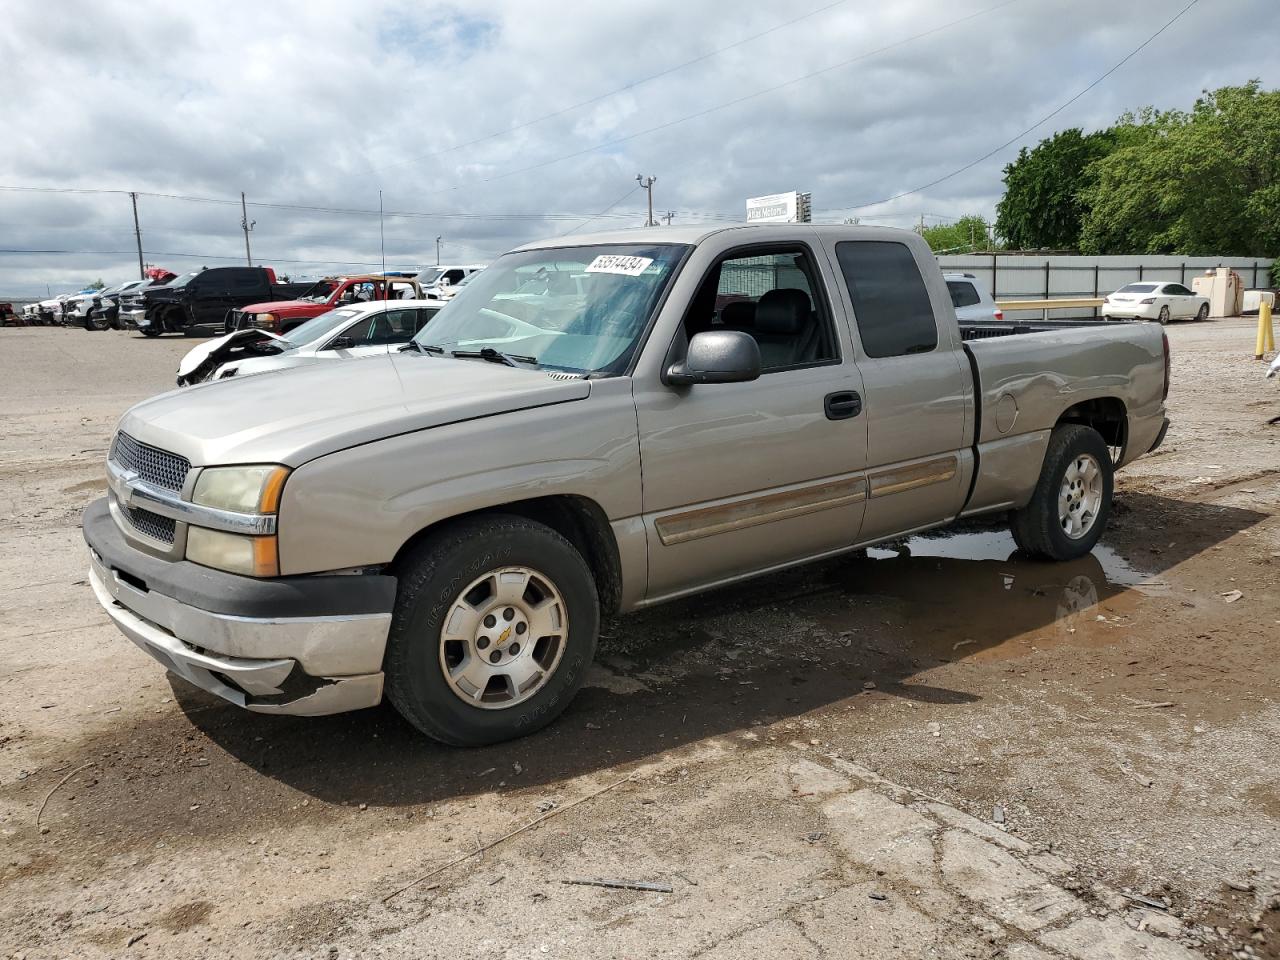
83, 225, 1170, 745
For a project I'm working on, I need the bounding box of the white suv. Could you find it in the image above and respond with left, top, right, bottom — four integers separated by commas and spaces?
944, 273, 1003, 323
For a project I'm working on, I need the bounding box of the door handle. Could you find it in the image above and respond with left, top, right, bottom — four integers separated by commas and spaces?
824, 391, 862, 420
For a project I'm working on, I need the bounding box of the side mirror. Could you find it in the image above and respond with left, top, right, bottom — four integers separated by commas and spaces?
327, 336, 356, 351
664, 330, 761, 386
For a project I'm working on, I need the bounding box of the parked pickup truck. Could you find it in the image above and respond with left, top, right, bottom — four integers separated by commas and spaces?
84, 225, 1170, 745
118, 266, 314, 336
227, 274, 422, 335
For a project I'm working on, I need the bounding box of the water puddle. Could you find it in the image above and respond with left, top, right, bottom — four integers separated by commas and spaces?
825, 529, 1166, 663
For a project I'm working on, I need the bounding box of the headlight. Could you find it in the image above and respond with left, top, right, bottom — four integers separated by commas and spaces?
187, 527, 278, 577
187, 465, 289, 577
192, 464, 288, 513
251, 312, 278, 330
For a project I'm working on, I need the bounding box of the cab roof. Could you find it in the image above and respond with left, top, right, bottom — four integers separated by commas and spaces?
511, 223, 918, 253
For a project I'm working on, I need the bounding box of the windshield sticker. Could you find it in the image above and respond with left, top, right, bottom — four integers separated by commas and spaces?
584, 255, 654, 277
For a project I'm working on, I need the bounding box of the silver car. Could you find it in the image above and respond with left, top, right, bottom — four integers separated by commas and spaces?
944, 273, 1003, 323
176, 300, 443, 386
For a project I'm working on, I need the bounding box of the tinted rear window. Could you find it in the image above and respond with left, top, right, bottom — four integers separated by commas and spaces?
836, 241, 937, 357
1118, 283, 1157, 293
946, 280, 981, 308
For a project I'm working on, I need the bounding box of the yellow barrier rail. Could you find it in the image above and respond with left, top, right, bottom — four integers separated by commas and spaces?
995, 297, 1106, 311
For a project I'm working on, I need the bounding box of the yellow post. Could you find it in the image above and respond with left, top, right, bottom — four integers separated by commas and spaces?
1266, 301, 1275, 353
1258, 301, 1275, 359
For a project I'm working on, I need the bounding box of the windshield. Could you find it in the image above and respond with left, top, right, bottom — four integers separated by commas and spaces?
298, 279, 338, 302
416, 268, 446, 287
165, 271, 201, 289
410, 244, 686, 376
276, 307, 363, 348
1117, 283, 1157, 293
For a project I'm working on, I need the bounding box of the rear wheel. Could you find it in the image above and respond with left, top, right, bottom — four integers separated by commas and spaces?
1010, 425, 1113, 561
1157, 305, 1170, 324
385, 515, 599, 745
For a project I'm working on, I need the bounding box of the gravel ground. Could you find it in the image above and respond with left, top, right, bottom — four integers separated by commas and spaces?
0, 320, 1277, 960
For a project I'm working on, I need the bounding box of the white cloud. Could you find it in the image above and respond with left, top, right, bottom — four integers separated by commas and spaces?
0, 0, 1276, 296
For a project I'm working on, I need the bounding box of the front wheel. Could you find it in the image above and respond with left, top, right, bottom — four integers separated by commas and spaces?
139, 324, 162, 337
1196, 303, 1209, 321
1010, 424, 1113, 561
385, 515, 599, 745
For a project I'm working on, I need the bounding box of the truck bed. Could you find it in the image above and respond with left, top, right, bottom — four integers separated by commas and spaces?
958, 317, 1139, 341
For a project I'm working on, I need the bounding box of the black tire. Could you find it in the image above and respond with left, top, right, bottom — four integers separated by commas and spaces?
1010, 424, 1113, 561
139, 324, 162, 337
1157, 305, 1170, 324
385, 514, 599, 746
85, 314, 108, 332
1196, 303, 1209, 321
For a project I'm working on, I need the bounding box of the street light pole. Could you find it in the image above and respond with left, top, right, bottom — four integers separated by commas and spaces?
240, 192, 255, 266
436, 236, 442, 266
635, 175, 657, 227
130, 192, 145, 279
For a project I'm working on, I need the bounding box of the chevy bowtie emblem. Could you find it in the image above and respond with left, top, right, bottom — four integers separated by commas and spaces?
498, 625, 512, 645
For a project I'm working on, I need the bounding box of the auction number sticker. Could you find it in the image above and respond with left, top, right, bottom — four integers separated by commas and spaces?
585, 255, 654, 277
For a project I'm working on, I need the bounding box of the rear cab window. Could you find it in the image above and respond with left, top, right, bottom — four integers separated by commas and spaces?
835, 241, 938, 357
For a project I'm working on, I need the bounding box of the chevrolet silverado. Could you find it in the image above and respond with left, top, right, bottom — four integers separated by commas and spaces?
84, 225, 1170, 745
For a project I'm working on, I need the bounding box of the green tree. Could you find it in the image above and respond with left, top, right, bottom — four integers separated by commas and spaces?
994, 128, 1116, 250
920, 215, 995, 253
1079, 82, 1280, 256
90, 278, 106, 289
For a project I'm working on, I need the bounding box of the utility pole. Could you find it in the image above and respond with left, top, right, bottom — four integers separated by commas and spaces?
918, 213, 925, 236
662, 210, 675, 226
379, 190, 386, 275
240, 192, 255, 266
129, 192, 145, 279
636, 175, 657, 227
435, 236, 442, 266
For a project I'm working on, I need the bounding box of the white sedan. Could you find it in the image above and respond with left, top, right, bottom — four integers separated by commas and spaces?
1103, 282, 1209, 324
176, 300, 443, 386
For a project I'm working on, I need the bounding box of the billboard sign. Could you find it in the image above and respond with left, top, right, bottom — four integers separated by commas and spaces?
745, 191, 811, 224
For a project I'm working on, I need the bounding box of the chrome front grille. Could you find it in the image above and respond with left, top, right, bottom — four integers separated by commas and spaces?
110, 432, 190, 493
125, 505, 176, 544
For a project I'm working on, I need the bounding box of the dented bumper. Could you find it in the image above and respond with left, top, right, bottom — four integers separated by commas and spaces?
83, 498, 394, 716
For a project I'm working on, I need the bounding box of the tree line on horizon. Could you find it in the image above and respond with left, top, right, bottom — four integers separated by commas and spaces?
920, 81, 1279, 280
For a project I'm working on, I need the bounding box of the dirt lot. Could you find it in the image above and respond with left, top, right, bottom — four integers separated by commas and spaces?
1, 321, 1277, 960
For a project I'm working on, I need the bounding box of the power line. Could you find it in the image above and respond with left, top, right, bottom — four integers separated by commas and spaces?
0, 247, 420, 268
375, 0, 851, 172
560, 186, 642, 237
0, 184, 650, 223
835, 0, 1203, 213
406, 0, 1022, 198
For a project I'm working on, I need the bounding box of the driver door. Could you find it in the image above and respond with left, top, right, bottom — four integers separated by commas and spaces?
633, 242, 869, 601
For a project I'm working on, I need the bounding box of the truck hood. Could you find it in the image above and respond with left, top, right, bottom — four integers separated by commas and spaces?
239, 298, 325, 315
118, 352, 591, 467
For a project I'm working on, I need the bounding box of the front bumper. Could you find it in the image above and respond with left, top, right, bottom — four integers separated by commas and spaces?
83, 498, 396, 716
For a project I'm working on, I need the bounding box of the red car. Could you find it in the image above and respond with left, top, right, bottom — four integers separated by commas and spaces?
228, 274, 422, 334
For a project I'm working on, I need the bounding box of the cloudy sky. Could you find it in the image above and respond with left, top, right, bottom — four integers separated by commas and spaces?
1, 0, 1276, 298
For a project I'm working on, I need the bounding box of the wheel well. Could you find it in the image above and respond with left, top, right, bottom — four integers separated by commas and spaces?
390, 496, 624, 615
1056, 397, 1127, 452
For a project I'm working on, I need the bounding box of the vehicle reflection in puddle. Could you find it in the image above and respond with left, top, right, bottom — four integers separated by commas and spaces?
826, 530, 1163, 663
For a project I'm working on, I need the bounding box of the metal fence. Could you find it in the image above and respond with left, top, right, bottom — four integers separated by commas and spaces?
936, 254, 1275, 318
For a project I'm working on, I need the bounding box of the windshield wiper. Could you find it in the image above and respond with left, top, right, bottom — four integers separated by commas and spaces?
449, 347, 536, 367
400, 341, 445, 354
